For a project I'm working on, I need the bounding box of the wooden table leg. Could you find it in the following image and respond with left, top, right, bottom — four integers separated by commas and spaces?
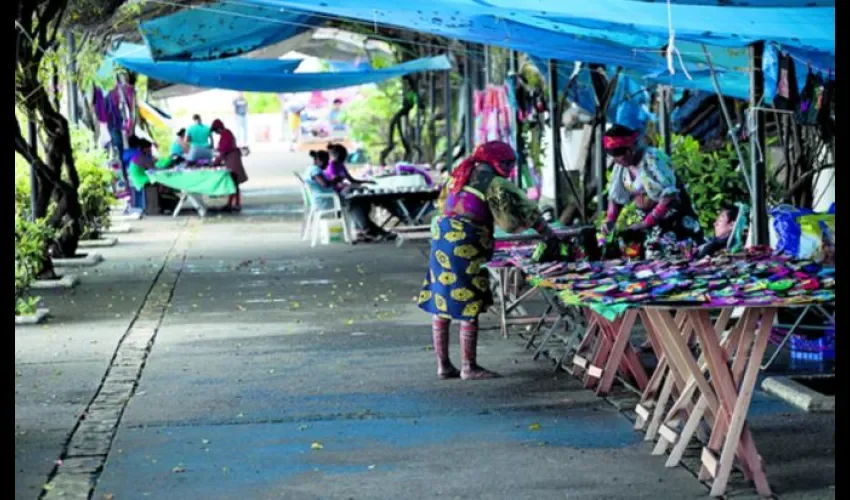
692, 308, 776, 498
596, 309, 639, 395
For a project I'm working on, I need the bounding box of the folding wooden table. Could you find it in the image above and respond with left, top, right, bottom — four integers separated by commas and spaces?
639, 304, 781, 497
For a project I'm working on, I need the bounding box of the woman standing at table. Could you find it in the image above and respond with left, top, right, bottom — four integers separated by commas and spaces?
211, 119, 248, 213
419, 141, 557, 380
600, 125, 704, 259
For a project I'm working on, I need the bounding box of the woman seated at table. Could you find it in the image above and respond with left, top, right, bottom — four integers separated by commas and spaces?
600, 125, 704, 259
170, 128, 189, 160
419, 141, 559, 380
693, 202, 747, 259
211, 119, 248, 213
324, 144, 398, 242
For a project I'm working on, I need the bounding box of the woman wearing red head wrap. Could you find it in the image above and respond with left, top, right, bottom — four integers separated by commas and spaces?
601, 125, 703, 259
212, 119, 249, 212
418, 141, 556, 380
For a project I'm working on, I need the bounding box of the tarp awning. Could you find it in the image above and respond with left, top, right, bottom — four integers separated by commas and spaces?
139, 1, 320, 61
115, 53, 453, 92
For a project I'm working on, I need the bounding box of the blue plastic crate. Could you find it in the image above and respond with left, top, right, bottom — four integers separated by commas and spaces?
790, 329, 835, 361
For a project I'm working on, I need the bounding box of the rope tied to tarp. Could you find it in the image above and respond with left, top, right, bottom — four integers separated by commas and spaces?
665, 0, 693, 81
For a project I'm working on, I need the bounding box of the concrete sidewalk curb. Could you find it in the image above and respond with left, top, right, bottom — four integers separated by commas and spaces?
105, 223, 133, 234
15, 308, 50, 325
53, 252, 104, 268
79, 237, 119, 248
762, 376, 835, 413
31, 274, 80, 290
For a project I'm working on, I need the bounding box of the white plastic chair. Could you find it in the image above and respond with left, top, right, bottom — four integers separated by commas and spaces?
294, 173, 352, 246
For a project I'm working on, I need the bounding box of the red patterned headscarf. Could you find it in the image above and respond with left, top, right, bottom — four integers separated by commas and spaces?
450, 141, 516, 194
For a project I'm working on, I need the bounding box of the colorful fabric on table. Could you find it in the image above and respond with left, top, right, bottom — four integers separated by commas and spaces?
636, 194, 704, 260
506, 247, 834, 320
418, 217, 494, 321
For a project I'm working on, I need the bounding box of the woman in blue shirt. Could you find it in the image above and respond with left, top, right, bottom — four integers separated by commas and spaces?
169, 128, 188, 159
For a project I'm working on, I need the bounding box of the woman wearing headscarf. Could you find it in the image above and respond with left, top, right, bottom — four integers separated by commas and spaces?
211, 119, 248, 212
601, 125, 704, 259
419, 141, 557, 380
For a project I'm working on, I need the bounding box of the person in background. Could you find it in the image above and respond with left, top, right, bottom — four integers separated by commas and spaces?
233, 92, 249, 146
126, 138, 156, 213
328, 98, 345, 132
121, 135, 145, 213
288, 105, 303, 152
304, 150, 336, 212
419, 141, 560, 380
600, 125, 704, 259
211, 118, 248, 212
186, 114, 213, 162
170, 128, 188, 159
693, 203, 746, 259
324, 143, 397, 242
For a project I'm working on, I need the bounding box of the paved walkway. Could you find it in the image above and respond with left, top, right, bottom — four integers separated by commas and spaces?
15, 215, 835, 500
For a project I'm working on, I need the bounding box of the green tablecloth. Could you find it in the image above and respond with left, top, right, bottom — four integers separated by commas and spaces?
146, 168, 236, 197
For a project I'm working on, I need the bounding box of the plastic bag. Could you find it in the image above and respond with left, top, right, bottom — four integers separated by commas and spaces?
770, 205, 835, 262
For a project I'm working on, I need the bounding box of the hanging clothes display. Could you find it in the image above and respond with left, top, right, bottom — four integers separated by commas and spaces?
473, 84, 515, 147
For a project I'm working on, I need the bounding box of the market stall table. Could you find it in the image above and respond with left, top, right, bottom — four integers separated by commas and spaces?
343, 185, 439, 227
531, 250, 834, 497
145, 167, 236, 217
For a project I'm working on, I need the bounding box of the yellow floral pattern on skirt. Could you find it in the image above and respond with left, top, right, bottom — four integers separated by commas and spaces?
418, 216, 494, 321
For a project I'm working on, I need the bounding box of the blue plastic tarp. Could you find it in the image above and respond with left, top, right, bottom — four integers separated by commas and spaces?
115, 53, 453, 92
243, 0, 831, 100
256, 0, 834, 55
139, 1, 319, 61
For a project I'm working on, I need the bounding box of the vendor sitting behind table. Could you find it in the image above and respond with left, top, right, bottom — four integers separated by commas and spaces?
600, 125, 704, 259
693, 203, 745, 259
126, 139, 156, 195
324, 144, 398, 242
170, 128, 189, 160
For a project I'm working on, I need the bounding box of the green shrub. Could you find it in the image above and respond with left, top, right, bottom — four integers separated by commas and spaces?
71, 127, 115, 239
664, 134, 749, 235
341, 79, 402, 164
15, 213, 54, 315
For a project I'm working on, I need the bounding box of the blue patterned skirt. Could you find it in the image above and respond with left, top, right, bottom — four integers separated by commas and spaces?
418, 217, 494, 321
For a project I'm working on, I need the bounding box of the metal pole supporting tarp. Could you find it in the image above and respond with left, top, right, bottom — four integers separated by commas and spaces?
510, 50, 524, 190
749, 42, 769, 246
463, 44, 474, 155
659, 86, 672, 156
548, 59, 563, 215
444, 69, 453, 172
702, 44, 753, 194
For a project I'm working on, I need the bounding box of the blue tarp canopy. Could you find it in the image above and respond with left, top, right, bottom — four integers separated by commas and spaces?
114, 49, 453, 92
238, 0, 832, 99
111, 44, 304, 85
139, 2, 319, 61
135, 0, 833, 112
